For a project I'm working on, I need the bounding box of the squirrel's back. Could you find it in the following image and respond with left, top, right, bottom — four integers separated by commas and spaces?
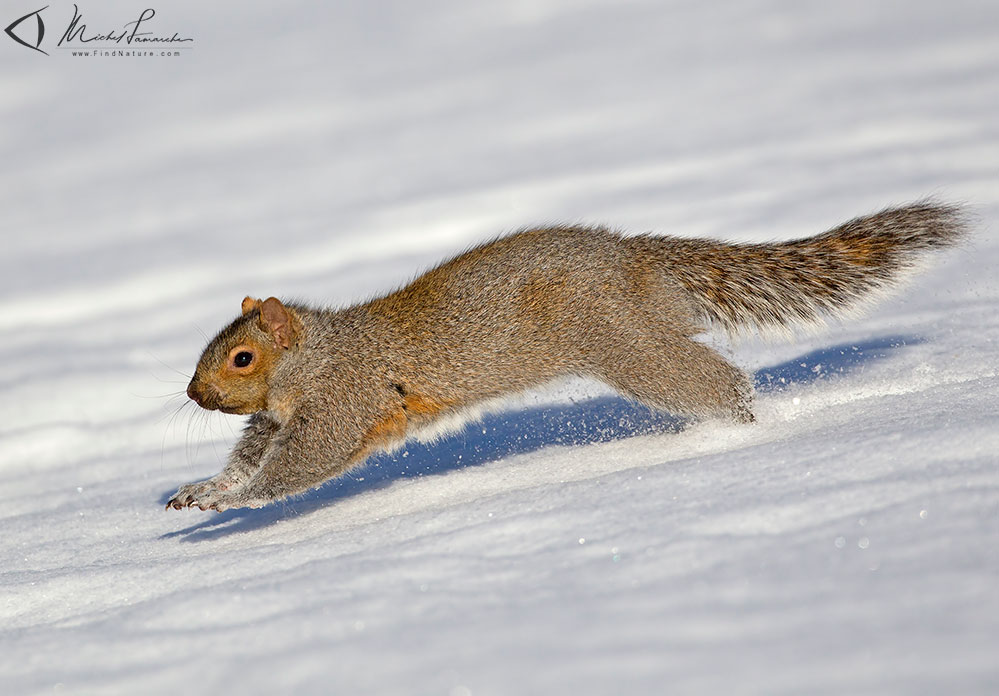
365, 226, 663, 403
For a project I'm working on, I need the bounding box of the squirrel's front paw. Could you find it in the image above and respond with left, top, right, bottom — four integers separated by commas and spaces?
167, 481, 209, 510
167, 478, 234, 511
166, 482, 268, 512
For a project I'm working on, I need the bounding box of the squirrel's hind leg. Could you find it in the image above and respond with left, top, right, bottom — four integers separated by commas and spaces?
586, 334, 754, 423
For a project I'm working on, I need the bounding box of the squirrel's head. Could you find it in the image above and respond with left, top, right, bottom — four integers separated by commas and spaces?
186, 296, 301, 415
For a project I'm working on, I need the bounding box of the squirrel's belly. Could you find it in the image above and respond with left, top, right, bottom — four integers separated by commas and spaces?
359, 394, 514, 457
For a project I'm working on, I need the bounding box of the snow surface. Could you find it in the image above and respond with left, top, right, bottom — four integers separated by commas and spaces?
2, 0, 998, 694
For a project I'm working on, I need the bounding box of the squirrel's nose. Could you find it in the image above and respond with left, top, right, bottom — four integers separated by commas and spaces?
186, 380, 204, 407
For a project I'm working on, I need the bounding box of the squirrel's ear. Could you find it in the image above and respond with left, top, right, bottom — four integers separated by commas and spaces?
241, 296, 262, 315
259, 297, 298, 349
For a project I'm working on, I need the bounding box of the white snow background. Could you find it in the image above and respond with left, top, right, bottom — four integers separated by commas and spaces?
1, 1, 997, 694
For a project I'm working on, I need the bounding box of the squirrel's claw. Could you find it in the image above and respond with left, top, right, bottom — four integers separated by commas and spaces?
165, 496, 189, 510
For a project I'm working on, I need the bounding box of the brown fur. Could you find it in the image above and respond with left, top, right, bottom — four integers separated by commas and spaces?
167, 201, 966, 512
359, 408, 409, 454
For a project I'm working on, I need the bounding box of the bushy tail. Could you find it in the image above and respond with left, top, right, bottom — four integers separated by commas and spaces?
660, 201, 967, 334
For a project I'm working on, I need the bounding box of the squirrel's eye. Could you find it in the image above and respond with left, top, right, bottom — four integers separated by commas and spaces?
233, 351, 254, 368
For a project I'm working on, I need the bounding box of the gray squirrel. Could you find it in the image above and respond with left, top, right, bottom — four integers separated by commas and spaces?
167, 202, 965, 511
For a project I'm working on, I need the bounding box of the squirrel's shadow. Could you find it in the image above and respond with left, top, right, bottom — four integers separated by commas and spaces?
161, 334, 921, 541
